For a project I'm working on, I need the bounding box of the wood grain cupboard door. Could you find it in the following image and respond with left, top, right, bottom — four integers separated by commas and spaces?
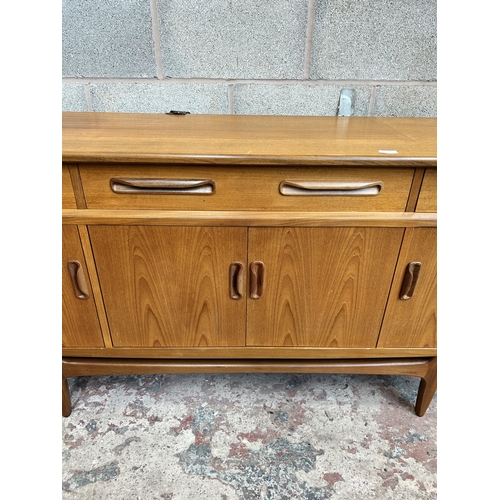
88, 226, 247, 347
247, 228, 404, 347
377, 228, 437, 348
62, 225, 104, 347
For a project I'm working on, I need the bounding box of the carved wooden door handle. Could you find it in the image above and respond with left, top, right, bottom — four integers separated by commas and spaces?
399, 262, 422, 300
249, 261, 265, 299
67, 260, 90, 299
229, 262, 243, 300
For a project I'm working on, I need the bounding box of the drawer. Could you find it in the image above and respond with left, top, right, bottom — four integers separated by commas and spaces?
79, 164, 414, 212
62, 164, 77, 209
416, 168, 437, 212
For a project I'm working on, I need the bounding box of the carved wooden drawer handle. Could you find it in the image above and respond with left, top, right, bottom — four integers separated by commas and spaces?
249, 261, 265, 299
279, 180, 383, 196
110, 178, 215, 195
400, 262, 422, 300
229, 262, 243, 300
67, 260, 90, 299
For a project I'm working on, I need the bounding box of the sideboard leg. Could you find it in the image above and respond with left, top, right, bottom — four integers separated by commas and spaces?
62, 376, 72, 417
414, 357, 437, 417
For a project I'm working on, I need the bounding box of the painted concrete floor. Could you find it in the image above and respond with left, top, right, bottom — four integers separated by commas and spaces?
62, 372, 437, 499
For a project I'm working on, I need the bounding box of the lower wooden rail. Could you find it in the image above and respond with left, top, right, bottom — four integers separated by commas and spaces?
62, 357, 437, 418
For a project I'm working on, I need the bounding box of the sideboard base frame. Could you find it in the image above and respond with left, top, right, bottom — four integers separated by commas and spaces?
62, 356, 437, 418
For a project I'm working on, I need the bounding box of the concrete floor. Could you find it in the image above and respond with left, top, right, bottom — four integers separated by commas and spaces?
62, 372, 436, 499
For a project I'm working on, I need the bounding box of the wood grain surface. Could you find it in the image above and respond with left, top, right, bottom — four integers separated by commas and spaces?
79, 163, 414, 212
62, 164, 77, 209
63, 113, 437, 166
62, 209, 436, 227
62, 225, 104, 347
62, 346, 437, 358
415, 168, 437, 212
247, 227, 404, 347
88, 226, 247, 347
378, 228, 437, 348
62, 356, 434, 377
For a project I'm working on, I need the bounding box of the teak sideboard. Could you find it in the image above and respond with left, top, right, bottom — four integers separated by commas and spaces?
62, 112, 437, 417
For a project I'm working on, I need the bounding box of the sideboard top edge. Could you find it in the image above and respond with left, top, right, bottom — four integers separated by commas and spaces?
62, 153, 437, 167
62, 112, 437, 166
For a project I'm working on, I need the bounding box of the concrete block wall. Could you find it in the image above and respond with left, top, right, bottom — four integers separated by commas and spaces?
62, 0, 436, 117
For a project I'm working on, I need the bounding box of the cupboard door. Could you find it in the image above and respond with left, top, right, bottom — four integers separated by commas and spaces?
89, 226, 247, 347
247, 228, 404, 347
378, 228, 437, 348
62, 225, 104, 347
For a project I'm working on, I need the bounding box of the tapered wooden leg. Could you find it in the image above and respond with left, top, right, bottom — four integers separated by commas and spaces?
62, 376, 72, 417
415, 357, 437, 417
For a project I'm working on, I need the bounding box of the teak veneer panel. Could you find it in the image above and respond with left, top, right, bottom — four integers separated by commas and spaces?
79, 164, 414, 212
378, 228, 437, 348
62, 226, 104, 347
88, 226, 247, 347
62, 346, 437, 359
247, 227, 404, 347
63, 209, 436, 227
63, 113, 437, 165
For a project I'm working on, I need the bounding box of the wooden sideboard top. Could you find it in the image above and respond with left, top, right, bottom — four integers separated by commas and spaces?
62, 112, 437, 167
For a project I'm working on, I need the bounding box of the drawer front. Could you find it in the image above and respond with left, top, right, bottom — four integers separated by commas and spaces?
416, 168, 437, 212
79, 164, 414, 212
62, 164, 77, 209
